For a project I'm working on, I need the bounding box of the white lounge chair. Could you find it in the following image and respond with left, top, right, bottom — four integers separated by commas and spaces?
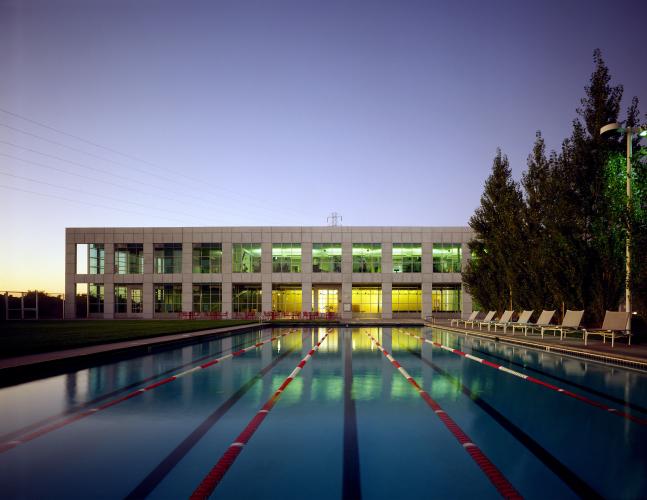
492, 310, 514, 333
583, 311, 631, 347
451, 311, 479, 327
540, 310, 584, 340
510, 310, 534, 335
523, 310, 556, 336
477, 311, 496, 330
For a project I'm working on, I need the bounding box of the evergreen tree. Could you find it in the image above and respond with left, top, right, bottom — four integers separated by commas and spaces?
464, 150, 527, 312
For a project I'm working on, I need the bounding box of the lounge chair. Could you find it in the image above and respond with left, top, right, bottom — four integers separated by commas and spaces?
477, 311, 496, 330
451, 310, 479, 327
463, 311, 481, 328
492, 310, 514, 333
583, 311, 631, 347
510, 310, 534, 335
523, 310, 556, 336
540, 310, 584, 340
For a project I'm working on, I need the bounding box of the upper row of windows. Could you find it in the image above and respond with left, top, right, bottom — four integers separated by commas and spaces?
76, 242, 462, 275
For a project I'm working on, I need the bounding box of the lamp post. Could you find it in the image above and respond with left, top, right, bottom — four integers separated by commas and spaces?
599, 123, 647, 336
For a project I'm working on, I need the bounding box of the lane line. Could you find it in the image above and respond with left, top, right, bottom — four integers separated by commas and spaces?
400, 330, 647, 426
342, 331, 362, 500
0, 330, 299, 454
125, 343, 298, 499
366, 332, 522, 499
406, 346, 602, 499
189, 329, 332, 499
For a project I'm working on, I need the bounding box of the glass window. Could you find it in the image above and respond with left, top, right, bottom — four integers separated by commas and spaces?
392, 244, 421, 273
392, 287, 422, 313
232, 284, 262, 313
233, 244, 261, 273
193, 283, 222, 312
88, 283, 104, 313
131, 288, 143, 313
89, 244, 105, 274
115, 244, 144, 274
432, 243, 462, 273
75, 283, 88, 318
351, 287, 382, 314
154, 284, 182, 313
154, 243, 182, 274
272, 243, 301, 273
313, 289, 339, 313
352, 244, 381, 273
272, 286, 302, 313
432, 286, 461, 312
192, 243, 222, 273
312, 243, 342, 272
114, 285, 128, 313
76, 244, 88, 274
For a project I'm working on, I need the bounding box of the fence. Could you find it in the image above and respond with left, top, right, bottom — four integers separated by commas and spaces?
1, 291, 65, 320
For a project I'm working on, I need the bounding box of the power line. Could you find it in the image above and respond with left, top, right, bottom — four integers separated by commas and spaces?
0, 108, 317, 220
0, 184, 194, 224
0, 140, 278, 223
0, 170, 218, 224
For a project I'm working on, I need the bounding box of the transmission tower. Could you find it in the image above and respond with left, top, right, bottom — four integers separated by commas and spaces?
327, 212, 342, 227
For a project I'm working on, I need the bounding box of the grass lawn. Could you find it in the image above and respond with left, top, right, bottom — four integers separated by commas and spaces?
0, 320, 257, 359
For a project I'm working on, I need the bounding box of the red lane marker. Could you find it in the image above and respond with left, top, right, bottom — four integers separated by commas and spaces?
367, 333, 522, 499
0, 330, 298, 455
401, 329, 647, 426
190, 331, 332, 499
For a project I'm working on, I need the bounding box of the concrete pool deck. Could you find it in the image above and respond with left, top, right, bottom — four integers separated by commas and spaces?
427, 320, 647, 371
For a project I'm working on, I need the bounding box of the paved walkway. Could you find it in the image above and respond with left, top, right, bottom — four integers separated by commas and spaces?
428, 320, 647, 369
0, 322, 268, 371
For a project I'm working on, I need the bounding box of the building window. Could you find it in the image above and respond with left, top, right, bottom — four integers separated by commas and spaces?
154, 243, 182, 274
432, 286, 461, 312
272, 243, 301, 273
115, 244, 144, 274
88, 283, 104, 313
192, 243, 222, 273
432, 244, 462, 273
233, 244, 261, 273
76, 243, 104, 274
115, 285, 128, 313
154, 284, 182, 313
352, 244, 381, 273
392, 244, 421, 273
313, 289, 339, 313
193, 284, 222, 313
131, 288, 143, 313
392, 286, 422, 313
272, 285, 302, 313
232, 284, 262, 313
312, 244, 342, 272
352, 286, 382, 314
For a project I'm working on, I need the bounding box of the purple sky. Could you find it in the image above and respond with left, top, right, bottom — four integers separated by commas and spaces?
1, 0, 646, 291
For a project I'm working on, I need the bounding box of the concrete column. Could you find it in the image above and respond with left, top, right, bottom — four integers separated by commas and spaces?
64, 241, 76, 318
422, 282, 433, 319
103, 282, 114, 319
262, 280, 272, 313
342, 281, 352, 320
222, 281, 232, 315
301, 282, 312, 313
382, 282, 392, 319
142, 281, 154, 319
182, 243, 193, 313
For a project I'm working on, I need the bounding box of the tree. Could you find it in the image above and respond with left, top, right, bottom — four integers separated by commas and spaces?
464, 149, 527, 312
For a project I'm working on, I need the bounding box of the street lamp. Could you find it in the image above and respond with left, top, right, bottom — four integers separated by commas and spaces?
600, 122, 646, 337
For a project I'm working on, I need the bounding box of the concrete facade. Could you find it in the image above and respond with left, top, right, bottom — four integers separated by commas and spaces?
65, 226, 474, 320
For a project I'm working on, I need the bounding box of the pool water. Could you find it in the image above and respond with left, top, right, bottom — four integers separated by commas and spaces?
1, 327, 646, 499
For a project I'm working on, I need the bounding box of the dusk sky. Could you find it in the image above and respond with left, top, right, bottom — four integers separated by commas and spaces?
1, 0, 646, 292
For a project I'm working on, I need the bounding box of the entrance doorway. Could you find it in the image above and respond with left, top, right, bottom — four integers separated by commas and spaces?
312, 287, 340, 314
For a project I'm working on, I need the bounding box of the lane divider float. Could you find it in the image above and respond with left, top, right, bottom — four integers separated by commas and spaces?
366, 332, 522, 499
399, 329, 647, 426
0, 329, 300, 454
190, 329, 332, 499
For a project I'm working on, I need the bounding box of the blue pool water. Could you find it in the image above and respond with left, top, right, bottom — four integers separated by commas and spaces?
1, 327, 646, 499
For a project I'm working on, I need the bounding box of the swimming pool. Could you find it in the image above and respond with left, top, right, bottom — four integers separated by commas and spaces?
1, 326, 646, 499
